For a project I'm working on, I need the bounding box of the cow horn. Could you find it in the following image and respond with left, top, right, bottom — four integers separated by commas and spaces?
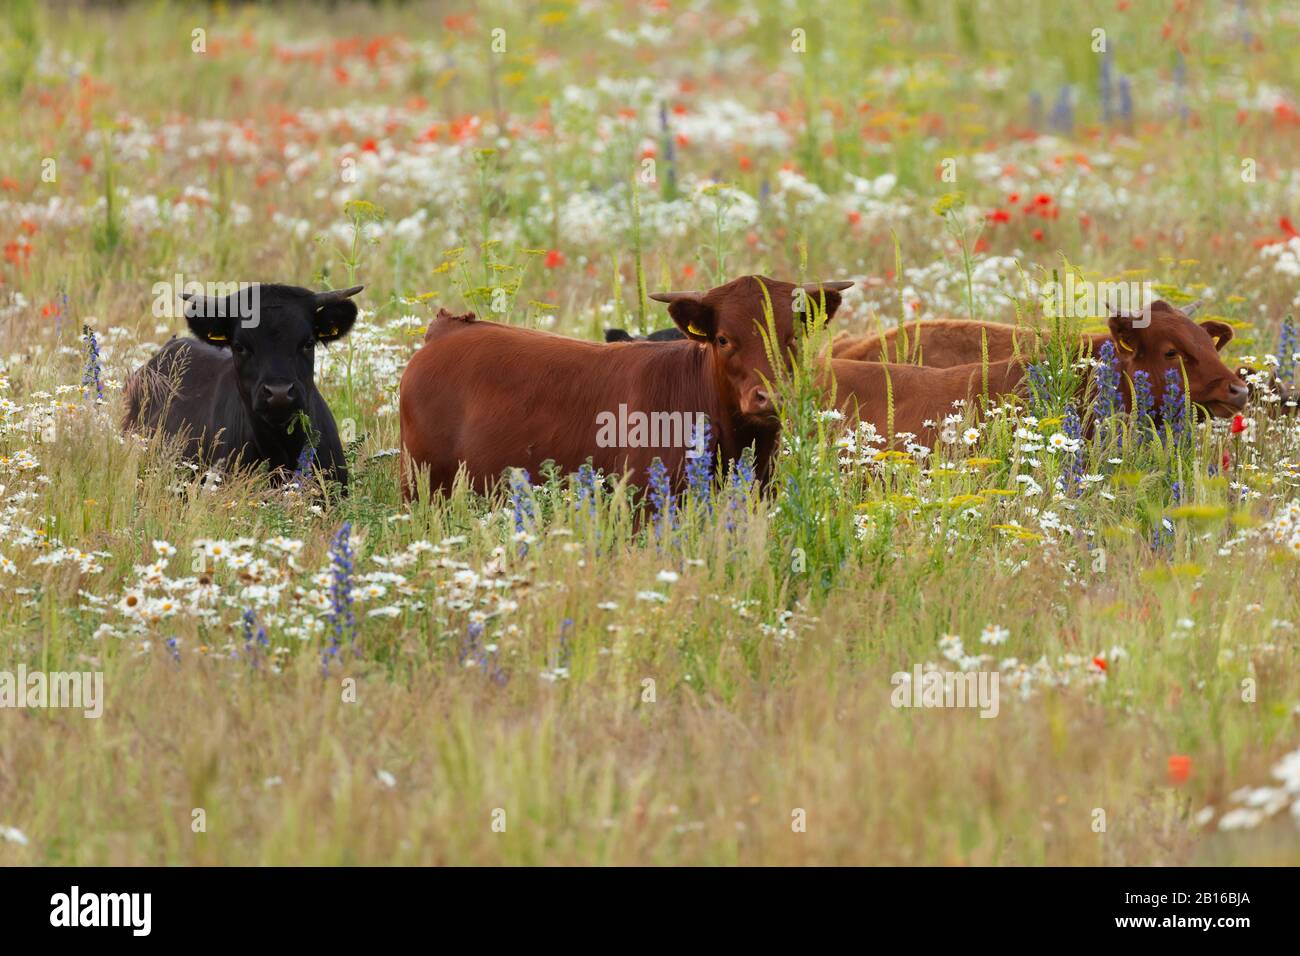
314, 285, 364, 308
800, 280, 855, 293
648, 291, 703, 303
1182, 297, 1207, 317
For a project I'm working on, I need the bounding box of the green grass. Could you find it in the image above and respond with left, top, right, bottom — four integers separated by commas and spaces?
0, 0, 1299, 865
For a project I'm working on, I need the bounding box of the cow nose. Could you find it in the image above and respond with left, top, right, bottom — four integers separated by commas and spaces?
742, 388, 772, 417
1227, 381, 1249, 408
261, 383, 296, 410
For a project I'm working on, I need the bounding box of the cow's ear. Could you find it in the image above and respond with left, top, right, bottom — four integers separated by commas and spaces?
1107, 311, 1144, 354
312, 285, 364, 343
1201, 320, 1233, 352
651, 291, 713, 342
182, 293, 235, 347
798, 281, 853, 325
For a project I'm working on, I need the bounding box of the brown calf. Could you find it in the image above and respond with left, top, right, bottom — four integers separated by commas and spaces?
398, 276, 852, 496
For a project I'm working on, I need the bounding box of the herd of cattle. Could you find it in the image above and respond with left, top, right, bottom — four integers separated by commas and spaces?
122, 274, 1250, 497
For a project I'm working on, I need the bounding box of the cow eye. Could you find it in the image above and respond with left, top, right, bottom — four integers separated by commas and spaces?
301, 340, 315, 353
716, 335, 729, 347
1164, 349, 1178, 359
230, 341, 248, 355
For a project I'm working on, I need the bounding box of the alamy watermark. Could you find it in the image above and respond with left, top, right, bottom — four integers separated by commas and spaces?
151, 274, 261, 326
0, 665, 103, 718
595, 406, 709, 458
50, 886, 150, 936
891, 666, 999, 718
1041, 275, 1155, 326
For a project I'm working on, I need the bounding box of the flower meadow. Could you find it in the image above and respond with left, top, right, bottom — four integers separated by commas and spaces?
1, 0, 1300, 865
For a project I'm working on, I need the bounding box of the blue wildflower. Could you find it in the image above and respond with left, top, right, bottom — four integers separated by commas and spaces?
82, 325, 103, 403
724, 452, 756, 534
1094, 340, 1122, 418
1162, 367, 1186, 440
1049, 84, 1073, 133
1060, 404, 1084, 496
574, 462, 598, 519
1100, 50, 1114, 123
1132, 370, 1154, 420
1118, 76, 1133, 124
1278, 314, 1296, 386
460, 619, 507, 686
508, 468, 535, 555
325, 522, 356, 665
658, 101, 677, 198
242, 608, 269, 663
684, 417, 713, 508
1173, 52, 1189, 124
647, 457, 675, 541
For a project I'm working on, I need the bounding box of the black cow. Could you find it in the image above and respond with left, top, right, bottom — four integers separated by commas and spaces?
122, 283, 363, 489
603, 327, 686, 343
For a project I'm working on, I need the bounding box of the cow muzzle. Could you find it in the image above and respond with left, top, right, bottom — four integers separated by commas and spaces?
739, 386, 776, 422
1203, 381, 1249, 418
257, 383, 301, 423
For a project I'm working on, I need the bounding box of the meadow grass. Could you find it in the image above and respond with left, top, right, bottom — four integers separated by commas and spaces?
1, 0, 1299, 864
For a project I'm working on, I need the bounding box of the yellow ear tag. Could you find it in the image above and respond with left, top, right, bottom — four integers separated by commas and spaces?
1116, 337, 1134, 352
327, 326, 339, 336
687, 322, 705, 337
208, 334, 228, 342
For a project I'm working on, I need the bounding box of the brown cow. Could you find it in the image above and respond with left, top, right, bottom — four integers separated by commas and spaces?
826, 302, 1247, 444
398, 275, 853, 496
833, 320, 1048, 366
831, 303, 1245, 415
825, 357, 1026, 446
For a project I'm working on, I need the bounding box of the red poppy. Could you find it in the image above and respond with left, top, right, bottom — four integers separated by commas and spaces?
1230, 414, 1246, 434
987, 209, 1011, 223
3, 240, 32, 268
1034, 193, 1052, 206
1167, 754, 1192, 785
1092, 656, 1107, 671
1222, 451, 1231, 471
1031, 228, 1045, 241
544, 249, 565, 269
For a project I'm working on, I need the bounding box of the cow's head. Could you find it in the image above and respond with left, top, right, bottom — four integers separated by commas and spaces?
1108, 300, 1247, 417
651, 275, 853, 424
182, 283, 363, 427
